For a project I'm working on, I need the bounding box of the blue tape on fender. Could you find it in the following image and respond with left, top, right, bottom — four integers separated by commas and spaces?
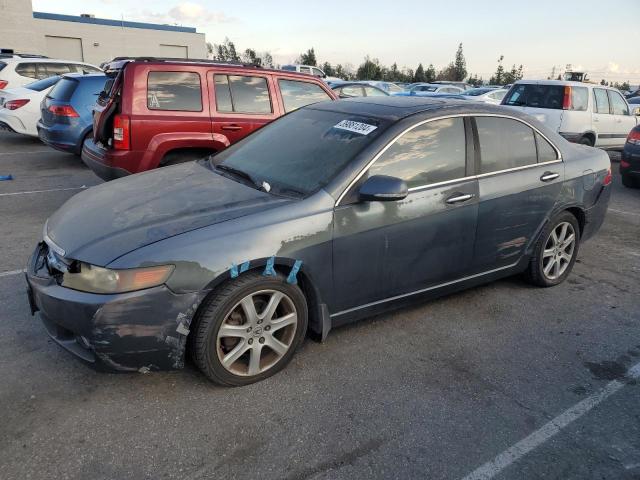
239, 261, 250, 273
287, 260, 303, 285
263, 256, 276, 276
229, 263, 239, 278
0, 175, 13, 181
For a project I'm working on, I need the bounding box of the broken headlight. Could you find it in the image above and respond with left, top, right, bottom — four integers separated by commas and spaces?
62, 262, 174, 294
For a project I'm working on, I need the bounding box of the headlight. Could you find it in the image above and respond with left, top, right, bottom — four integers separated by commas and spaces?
62, 262, 174, 294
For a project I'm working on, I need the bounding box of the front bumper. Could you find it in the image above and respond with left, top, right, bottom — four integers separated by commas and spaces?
25, 243, 203, 372
81, 138, 132, 181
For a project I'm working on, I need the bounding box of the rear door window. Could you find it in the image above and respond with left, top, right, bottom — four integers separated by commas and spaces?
608, 90, 629, 115
45, 63, 72, 76
476, 117, 537, 173
593, 89, 610, 114
214, 75, 272, 114
15, 62, 37, 79
369, 117, 467, 187
147, 71, 202, 111
279, 79, 332, 112
535, 132, 558, 163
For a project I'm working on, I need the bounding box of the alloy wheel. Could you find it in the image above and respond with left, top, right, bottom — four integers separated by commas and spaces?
216, 289, 298, 377
542, 221, 576, 280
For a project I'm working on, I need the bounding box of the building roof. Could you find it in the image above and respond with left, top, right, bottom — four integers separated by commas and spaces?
32, 12, 198, 34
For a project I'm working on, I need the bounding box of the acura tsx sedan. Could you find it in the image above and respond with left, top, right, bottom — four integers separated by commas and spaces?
26, 97, 612, 386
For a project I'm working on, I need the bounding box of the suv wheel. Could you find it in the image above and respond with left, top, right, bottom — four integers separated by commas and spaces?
192, 272, 308, 386
525, 211, 581, 287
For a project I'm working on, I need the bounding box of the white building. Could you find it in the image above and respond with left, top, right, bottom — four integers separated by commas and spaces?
0, 0, 207, 65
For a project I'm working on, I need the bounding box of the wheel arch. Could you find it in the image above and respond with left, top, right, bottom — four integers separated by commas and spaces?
582, 131, 596, 146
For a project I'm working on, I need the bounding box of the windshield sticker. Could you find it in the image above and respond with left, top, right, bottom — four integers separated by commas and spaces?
333, 120, 378, 135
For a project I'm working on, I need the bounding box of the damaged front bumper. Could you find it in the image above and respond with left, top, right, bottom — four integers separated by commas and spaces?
25, 243, 204, 372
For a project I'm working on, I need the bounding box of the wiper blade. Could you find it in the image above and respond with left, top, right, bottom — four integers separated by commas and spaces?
215, 164, 260, 188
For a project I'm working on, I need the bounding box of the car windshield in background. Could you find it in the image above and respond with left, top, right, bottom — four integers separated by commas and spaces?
461, 88, 493, 96
212, 108, 389, 197
25, 76, 60, 91
47, 77, 78, 101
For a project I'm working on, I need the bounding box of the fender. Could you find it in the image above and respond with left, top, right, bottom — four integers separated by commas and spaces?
140, 132, 230, 171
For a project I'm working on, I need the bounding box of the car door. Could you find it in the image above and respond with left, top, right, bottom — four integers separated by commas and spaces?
209, 71, 280, 144
607, 89, 636, 147
472, 115, 564, 272
332, 116, 479, 312
592, 87, 616, 147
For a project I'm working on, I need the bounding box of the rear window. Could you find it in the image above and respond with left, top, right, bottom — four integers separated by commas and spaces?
48, 78, 78, 101
147, 71, 202, 111
279, 79, 332, 113
45, 63, 73, 76
0, 62, 6, 72
15, 62, 37, 79
25, 76, 60, 92
505, 84, 588, 111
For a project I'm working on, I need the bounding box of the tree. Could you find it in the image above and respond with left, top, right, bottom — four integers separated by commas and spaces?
503, 64, 523, 84
425, 64, 436, 83
453, 43, 467, 81
356, 56, 382, 80
241, 48, 261, 66
206, 42, 214, 59
414, 63, 426, 82
299, 48, 317, 66
261, 52, 274, 68
467, 74, 482, 87
321, 61, 335, 76
212, 37, 240, 62
489, 55, 505, 85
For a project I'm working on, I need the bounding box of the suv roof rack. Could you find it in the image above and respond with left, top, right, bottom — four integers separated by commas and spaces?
104, 56, 263, 71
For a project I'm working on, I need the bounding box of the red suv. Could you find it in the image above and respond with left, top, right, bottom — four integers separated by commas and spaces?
82, 58, 337, 180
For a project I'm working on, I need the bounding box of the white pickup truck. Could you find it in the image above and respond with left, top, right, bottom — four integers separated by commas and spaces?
502, 80, 638, 149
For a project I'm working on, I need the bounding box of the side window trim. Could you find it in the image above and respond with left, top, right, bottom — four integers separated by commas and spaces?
335, 114, 563, 206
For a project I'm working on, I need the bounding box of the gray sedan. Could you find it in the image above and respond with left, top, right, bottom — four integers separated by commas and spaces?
26, 97, 612, 386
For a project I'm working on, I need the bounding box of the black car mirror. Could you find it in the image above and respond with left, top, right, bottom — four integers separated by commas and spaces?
359, 175, 408, 202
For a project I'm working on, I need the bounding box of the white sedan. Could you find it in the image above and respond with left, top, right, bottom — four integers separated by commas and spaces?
459, 87, 508, 104
0, 76, 59, 137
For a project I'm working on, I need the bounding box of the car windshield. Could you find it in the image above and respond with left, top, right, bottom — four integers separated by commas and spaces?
211, 108, 390, 197
25, 76, 60, 91
461, 88, 492, 96
386, 83, 404, 93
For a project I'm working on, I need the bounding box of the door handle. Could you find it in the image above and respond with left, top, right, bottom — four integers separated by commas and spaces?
445, 193, 474, 204
540, 172, 559, 182
221, 124, 242, 131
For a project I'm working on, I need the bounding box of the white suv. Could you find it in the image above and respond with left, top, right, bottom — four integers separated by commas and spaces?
0, 58, 101, 90
280, 64, 342, 82
502, 80, 638, 149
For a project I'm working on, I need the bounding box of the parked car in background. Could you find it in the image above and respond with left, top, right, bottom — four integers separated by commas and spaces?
459, 87, 508, 104
280, 64, 342, 82
0, 76, 60, 136
625, 89, 640, 99
626, 96, 640, 110
83, 58, 337, 180
37, 73, 107, 155
27, 97, 611, 385
431, 80, 473, 90
621, 124, 640, 188
0, 58, 101, 90
502, 80, 638, 148
331, 81, 388, 98
393, 83, 464, 96
363, 81, 405, 94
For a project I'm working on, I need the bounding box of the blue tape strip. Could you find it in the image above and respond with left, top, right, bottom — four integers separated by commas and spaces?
0, 175, 13, 181
239, 261, 250, 273
263, 256, 276, 276
287, 260, 303, 285
229, 263, 239, 278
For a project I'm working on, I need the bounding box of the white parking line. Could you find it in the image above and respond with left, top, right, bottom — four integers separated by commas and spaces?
608, 208, 640, 217
0, 186, 87, 197
0, 150, 50, 156
0, 269, 26, 278
461, 361, 640, 480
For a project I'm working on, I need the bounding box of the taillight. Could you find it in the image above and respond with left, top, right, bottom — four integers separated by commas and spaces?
48, 104, 79, 117
603, 167, 612, 186
562, 86, 572, 110
5, 99, 29, 110
113, 114, 130, 150
0, 80, 8, 89
626, 129, 640, 145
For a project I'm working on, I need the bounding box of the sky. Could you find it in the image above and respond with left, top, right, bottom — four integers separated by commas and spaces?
32, 0, 640, 83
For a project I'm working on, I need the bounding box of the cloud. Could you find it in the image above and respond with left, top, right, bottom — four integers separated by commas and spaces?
137, 2, 234, 27
607, 62, 620, 73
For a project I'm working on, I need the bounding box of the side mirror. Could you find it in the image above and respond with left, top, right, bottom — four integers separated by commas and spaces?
359, 175, 408, 202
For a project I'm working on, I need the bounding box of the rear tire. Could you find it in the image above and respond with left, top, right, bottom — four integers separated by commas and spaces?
622, 174, 638, 188
578, 135, 594, 147
525, 211, 581, 287
192, 272, 308, 386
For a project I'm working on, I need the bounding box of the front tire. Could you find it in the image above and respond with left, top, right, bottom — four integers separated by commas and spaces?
525, 211, 581, 287
192, 272, 308, 386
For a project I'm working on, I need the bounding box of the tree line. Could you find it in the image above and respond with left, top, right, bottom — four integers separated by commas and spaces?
207, 39, 526, 86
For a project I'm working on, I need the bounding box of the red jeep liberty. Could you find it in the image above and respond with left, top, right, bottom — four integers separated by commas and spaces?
83, 58, 337, 180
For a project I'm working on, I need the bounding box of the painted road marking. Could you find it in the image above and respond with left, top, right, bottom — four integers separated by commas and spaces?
0, 186, 87, 197
608, 208, 640, 217
461, 362, 640, 480
0, 150, 50, 156
0, 269, 26, 278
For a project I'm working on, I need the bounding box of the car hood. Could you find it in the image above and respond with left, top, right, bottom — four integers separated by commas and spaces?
46, 161, 293, 265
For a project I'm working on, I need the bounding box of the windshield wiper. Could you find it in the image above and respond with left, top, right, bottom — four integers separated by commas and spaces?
215, 164, 263, 190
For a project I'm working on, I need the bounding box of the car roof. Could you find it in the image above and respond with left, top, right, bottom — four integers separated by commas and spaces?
2, 58, 94, 65
514, 79, 609, 89
307, 96, 508, 121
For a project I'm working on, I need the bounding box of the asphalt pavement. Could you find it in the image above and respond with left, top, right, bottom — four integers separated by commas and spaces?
0, 131, 638, 480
